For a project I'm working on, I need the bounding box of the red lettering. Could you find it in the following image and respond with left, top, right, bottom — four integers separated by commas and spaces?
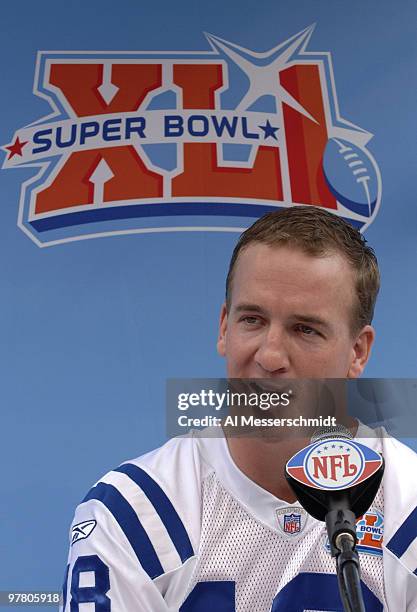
32, 59, 339, 217
35, 64, 163, 213
172, 64, 283, 201
48, 63, 162, 116
313, 453, 358, 483
358, 514, 383, 548
312, 456, 328, 479
329, 455, 343, 481
35, 148, 163, 214
279, 64, 337, 208
342, 454, 358, 477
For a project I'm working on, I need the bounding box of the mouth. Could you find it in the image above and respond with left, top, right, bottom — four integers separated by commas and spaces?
248, 380, 294, 397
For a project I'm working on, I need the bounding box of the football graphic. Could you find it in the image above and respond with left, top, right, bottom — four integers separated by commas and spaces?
322, 137, 379, 217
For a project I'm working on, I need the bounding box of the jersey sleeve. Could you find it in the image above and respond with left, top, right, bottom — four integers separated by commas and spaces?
61, 460, 198, 611
384, 504, 417, 610
381, 436, 417, 610
382, 547, 417, 611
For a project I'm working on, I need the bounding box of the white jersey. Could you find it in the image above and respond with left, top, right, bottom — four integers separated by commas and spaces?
62, 428, 417, 611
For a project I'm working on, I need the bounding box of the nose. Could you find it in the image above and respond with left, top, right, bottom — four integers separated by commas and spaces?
254, 325, 290, 375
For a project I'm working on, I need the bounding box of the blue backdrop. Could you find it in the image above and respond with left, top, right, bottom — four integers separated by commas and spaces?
0, 0, 416, 605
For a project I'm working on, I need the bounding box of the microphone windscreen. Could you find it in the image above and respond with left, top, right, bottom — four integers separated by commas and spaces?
310, 423, 353, 444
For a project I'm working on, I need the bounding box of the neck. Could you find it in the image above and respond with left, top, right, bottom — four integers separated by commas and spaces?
226, 435, 308, 502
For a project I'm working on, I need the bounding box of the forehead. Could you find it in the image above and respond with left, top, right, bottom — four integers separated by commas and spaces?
230, 243, 355, 312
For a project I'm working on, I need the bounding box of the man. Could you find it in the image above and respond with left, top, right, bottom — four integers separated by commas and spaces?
61, 206, 417, 611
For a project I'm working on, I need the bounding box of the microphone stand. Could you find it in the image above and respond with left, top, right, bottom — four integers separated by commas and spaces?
325, 494, 365, 612
336, 533, 364, 612
286, 439, 384, 612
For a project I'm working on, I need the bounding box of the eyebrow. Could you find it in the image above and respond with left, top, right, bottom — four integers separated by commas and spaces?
233, 304, 332, 331
234, 303, 265, 314
290, 315, 332, 332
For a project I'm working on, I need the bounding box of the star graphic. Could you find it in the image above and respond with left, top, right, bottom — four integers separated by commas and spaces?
259, 120, 279, 140
339, 445, 344, 449
317, 450, 322, 454
5, 136, 28, 160
324, 446, 328, 451
205, 27, 318, 123
331, 444, 336, 449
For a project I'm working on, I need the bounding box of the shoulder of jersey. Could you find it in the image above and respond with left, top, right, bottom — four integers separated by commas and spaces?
72, 434, 209, 580
380, 436, 417, 577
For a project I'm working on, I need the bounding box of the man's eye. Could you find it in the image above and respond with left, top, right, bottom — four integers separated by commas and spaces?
295, 324, 318, 336
240, 316, 260, 325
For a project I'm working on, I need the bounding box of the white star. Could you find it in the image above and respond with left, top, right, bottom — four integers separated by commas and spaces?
205, 26, 318, 124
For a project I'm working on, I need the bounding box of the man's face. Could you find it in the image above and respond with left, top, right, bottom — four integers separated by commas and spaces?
217, 243, 374, 380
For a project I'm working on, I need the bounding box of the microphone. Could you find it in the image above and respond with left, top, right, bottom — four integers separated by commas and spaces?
310, 423, 353, 444
285, 424, 384, 612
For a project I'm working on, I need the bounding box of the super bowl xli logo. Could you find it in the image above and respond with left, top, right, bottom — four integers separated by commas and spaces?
2, 26, 381, 247
324, 509, 384, 557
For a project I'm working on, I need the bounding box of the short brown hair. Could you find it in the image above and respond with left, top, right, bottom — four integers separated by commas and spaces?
225, 206, 380, 334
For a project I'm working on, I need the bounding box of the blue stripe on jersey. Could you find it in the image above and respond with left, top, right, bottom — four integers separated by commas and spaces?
386, 506, 417, 560
114, 463, 194, 563
83, 482, 164, 579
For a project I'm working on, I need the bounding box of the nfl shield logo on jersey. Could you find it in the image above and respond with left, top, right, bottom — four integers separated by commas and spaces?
276, 506, 307, 536
284, 513, 301, 534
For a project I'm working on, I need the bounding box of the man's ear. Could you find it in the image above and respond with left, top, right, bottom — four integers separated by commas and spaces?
347, 325, 375, 378
217, 303, 228, 357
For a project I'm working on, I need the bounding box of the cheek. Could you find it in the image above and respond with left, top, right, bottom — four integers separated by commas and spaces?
308, 346, 352, 377
225, 330, 255, 366
226, 335, 245, 362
